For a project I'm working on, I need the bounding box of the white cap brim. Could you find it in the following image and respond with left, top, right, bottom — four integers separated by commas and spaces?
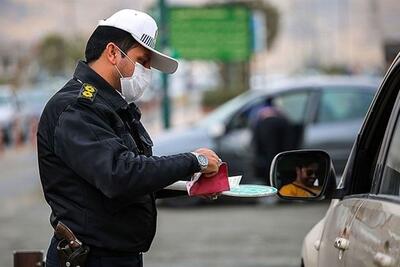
98, 20, 178, 74
98, 9, 179, 74
136, 38, 178, 74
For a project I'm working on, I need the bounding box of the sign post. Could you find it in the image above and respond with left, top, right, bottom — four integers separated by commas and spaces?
159, 0, 171, 129
156, 4, 257, 127
169, 6, 252, 62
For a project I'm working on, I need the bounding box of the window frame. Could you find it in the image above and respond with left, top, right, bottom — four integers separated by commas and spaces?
371, 85, 400, 198
224, 95, 270, 132
336, 57, 400, 199
225, 88, 314, 133
271, 88, 315, 125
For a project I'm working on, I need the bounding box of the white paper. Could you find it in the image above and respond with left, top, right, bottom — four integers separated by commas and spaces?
228, 175, 242, 189
164, 180, 185, 191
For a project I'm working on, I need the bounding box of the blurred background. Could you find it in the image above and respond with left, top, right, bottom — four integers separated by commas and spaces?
1, 0, 399, 266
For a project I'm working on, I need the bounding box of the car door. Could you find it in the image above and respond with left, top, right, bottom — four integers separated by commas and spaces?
274, 89, 314, 131
216, 96, 267, 182
303, 87, 375, 175
317, 54, 400, 266
343, 84, 400, 267
317, 198, 366, 266
217, 89, 312, 183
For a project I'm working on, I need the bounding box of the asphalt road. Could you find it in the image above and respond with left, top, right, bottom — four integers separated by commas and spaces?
0, 146, 329, 267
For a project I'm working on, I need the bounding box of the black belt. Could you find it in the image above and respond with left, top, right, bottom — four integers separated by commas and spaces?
90, 246, 142, 257
53, 236, 141, 257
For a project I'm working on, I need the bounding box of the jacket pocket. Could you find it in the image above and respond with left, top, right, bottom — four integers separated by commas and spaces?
137, 123, 153, 156
121, 133, 139, 153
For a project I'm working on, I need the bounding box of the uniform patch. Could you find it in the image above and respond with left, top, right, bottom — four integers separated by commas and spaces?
78, 83, 97, 102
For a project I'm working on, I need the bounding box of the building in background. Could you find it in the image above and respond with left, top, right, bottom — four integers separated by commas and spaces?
0, 0, 399, 87
252, 0, 400, 79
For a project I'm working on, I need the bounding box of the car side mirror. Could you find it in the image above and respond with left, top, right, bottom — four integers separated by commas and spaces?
270, 150, 336, 200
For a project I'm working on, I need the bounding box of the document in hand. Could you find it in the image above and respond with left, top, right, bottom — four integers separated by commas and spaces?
164, 163, 277, 198
186, 163, 230, 196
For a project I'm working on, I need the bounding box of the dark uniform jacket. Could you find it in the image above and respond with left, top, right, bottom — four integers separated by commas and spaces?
37, 61, 200, 254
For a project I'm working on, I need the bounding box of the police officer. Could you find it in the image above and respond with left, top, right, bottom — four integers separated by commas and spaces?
38, 9, 221, 267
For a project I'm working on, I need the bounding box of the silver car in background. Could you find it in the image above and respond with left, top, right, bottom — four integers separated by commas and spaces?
153, 76, 381, 185
16, 89, 55, 142
0, 86, 18, 145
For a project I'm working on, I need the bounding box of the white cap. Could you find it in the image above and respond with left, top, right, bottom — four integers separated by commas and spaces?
98, 9, 178, 74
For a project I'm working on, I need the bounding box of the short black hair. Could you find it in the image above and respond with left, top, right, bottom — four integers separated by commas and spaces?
85, 26, 138, 63
296, 155, 319, 168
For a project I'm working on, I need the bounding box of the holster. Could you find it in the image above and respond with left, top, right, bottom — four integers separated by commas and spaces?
54, 222, 90, 267
57, 239, 89, 267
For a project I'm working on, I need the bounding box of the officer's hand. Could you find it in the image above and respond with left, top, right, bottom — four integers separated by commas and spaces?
193, 148, 221, 177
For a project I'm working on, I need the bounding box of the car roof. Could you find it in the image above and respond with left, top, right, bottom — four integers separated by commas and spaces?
252, 75, 382, 95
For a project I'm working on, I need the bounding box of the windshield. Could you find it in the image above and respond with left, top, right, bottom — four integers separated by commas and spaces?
197, 90, 262, 127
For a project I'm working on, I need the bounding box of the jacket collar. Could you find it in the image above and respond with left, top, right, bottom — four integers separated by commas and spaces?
73, 60, 129, 111
73, 61, 142, 121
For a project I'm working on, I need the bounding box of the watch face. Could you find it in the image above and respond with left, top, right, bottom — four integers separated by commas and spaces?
198, 154, 208, 166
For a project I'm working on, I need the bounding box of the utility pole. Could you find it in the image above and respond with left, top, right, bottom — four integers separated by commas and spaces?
159, 0, 171, 129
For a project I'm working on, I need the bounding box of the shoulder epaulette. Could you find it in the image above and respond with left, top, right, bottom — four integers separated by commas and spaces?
78, 83, 97, 102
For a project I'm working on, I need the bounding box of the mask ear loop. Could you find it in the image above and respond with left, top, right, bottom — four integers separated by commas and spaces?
115, 45, 137, 66
111, 42, 130, 79
114, 65, 123, 78
114, 44, 138, 79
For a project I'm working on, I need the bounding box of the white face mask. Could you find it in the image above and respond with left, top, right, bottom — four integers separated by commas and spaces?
115, 48, 152, 103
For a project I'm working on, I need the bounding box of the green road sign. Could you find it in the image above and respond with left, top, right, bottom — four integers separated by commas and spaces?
169, 6, 252, 61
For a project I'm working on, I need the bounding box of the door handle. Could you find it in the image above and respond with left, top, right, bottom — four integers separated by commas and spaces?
334, 237, 349, 260
313, 240, 321, 251
373, 252, 395, 267
334, 237, 350, 250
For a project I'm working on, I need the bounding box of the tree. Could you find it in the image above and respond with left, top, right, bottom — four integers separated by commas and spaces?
65, 36, 85, 70
37, 33, 85, 76
37, 34, 68, 76
229, 0, 280, 51
219, 1, 280, 92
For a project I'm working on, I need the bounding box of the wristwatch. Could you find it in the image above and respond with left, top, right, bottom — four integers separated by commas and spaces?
191, 152, 208, 171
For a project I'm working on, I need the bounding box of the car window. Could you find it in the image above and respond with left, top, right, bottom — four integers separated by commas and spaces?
274, 91, 310, 124
380, 112, 400, 196
197, 90, 262, 127
228, 90, 310, 130
227, 98, 267, 130
316, 89, 374, 123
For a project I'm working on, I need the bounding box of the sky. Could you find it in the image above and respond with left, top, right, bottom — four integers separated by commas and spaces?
2, 0, 399, 45
0, 0, 151, 44
0, 0, 224, 44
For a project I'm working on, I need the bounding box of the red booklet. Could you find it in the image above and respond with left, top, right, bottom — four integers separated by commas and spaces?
187, 163, 230, 196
